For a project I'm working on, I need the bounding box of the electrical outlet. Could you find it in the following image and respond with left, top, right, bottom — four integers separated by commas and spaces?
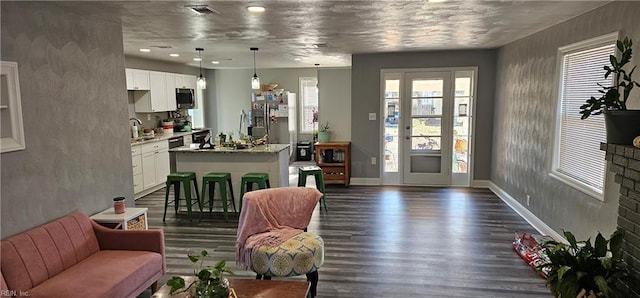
369, 113, 376, 120
147, 114, 151, 121
371, 157, 377, 165
526, 195, 530, 206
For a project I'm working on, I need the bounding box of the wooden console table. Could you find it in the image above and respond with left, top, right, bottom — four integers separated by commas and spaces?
151, 277, 310, 298
314, 141, 351, 186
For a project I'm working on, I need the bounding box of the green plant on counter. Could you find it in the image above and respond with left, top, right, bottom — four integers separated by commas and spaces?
318, 121, 330, 132
537, 229, 628, 298
167, 250, 234, 298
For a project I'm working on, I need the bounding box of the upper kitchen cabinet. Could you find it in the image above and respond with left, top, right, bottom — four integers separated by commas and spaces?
125, 68, 150, 90
134, 71, 175, 113
165, 73, 177, 111
175, 74, 196, 90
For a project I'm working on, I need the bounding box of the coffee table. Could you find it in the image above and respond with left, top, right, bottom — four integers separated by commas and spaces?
151, 276, 310, 298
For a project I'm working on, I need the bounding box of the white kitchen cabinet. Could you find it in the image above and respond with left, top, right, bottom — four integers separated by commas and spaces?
175, 74, 196, 90
134, 71, 173, 112
165, 73, 177, 111
140, 141, 169, 190
126, 69, 150, 90
131, 146, 144, 193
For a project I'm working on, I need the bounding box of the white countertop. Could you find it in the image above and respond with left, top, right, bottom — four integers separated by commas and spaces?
170, 143, 290, 153
130, 129, 210, 146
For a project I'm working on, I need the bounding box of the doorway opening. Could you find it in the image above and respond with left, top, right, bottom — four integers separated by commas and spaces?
381, 68, 476, 186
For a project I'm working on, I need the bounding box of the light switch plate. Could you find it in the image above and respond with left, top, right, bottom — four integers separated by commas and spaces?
369, 113, 376, 120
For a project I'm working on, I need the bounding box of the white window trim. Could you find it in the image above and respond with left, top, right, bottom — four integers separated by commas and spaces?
1, 61, 26, 153
550, 32, 618, 201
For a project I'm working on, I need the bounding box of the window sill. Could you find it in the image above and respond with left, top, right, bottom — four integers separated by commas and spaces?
549, 171, 604, 202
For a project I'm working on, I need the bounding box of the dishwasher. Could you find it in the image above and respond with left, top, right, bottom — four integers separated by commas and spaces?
168, 136, 185, 173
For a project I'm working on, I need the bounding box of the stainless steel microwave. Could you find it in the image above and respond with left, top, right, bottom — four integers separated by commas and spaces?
176, 88, 195, 109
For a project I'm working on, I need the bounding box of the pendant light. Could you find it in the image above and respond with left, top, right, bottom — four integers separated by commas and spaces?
315, 63, 320, 91
196, 48, 206, 89
250, 47, 260, 89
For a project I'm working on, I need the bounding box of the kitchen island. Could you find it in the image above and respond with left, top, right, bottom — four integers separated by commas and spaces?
170, 144, 291, 209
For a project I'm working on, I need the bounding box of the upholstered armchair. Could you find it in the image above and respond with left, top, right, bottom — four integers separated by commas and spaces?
236, 187, 324, 297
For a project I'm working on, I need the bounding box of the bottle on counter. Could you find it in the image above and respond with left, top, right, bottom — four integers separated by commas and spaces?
131, 125, 139, 138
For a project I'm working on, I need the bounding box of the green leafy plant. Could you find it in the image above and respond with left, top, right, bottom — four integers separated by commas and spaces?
538, 229, 628, 298
318, 121, 330, 132
580, 37, 640, 119
167, 250, 234, 298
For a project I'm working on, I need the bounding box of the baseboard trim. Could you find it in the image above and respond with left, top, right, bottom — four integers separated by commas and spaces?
488, 182, 566, 242
350, 178, 381, 185
471, 180, 490, 188
134, 183, 165, 201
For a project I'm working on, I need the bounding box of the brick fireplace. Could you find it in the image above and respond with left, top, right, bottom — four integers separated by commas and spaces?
602, 143, 640, 296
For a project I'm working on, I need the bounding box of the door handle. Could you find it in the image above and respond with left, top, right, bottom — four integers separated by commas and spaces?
405, 136, 410, 140
406, 126, 410, 129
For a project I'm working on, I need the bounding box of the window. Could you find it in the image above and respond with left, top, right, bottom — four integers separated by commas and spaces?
299, 77, 318, 133
1, 61, 25, 153
187, 88, 204, 129
552, 33, 617, 199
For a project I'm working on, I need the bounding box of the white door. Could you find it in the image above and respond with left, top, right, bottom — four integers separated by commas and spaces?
402, 72, 453, 185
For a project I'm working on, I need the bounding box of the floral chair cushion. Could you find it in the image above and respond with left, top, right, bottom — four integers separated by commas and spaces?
250, 232, 324, 277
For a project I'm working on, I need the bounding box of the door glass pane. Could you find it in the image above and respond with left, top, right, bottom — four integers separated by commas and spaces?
454, 77, 471, 96
452, 71, 473, 175
411, 136, 441, 151
412, 80, 443, 97
411, 98, 442, 115
384, 78, 400, 173
411, 118, 441, 136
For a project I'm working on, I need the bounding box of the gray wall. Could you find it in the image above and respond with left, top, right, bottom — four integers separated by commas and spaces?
351, 50, 497, 180
319, 68, 352, 142
1, 2, 132, 238
492, 1, 640, 239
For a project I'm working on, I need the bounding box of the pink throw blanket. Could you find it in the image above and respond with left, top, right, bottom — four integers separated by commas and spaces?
236, 187, 322, 270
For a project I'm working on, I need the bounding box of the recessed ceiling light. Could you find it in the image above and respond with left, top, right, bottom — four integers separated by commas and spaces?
428, 0, 447, 2
169, 53, 179, 57
139, 48, 151, 52
247, 6, 265, 12
193, 57, 202, 62
294, 58, 303, 61
211, 61, 220, 64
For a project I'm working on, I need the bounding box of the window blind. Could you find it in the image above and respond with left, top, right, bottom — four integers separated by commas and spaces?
557, 43, 614, 192
300, 78, 318, 132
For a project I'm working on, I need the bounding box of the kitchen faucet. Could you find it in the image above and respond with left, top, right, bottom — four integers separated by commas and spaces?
129, 117, 142, 126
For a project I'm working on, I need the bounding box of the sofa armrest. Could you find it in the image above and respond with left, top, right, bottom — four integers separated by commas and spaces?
91, 221, 166, 273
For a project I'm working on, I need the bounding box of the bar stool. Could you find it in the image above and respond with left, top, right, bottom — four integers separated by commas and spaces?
239, 173, 270, 212
297, 166, 327, 211
163, 172, 202, 222
201, 172, 237, 221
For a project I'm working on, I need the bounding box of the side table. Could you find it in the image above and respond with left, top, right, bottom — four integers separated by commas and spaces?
91, 207, 148, 230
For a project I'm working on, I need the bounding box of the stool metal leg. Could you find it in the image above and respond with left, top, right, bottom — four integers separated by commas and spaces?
184, 181, 193, 221
174, 182, 181, 215
193, 178, 202, 215
219, 181, 229, 221
208, 181, 216, 213
227, 179, 237, 214
163, 181, 171, 222
314, 173, 327, 212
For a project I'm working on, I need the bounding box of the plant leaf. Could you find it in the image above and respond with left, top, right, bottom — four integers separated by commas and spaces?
167, 276, 186, 294
594, 275, 610, 298
557, 266, 570, 281
594, 232, 607, 257
564, 230, 578, 249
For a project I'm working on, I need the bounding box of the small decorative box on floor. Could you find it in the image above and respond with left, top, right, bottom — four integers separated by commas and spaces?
91, 207, 148, 230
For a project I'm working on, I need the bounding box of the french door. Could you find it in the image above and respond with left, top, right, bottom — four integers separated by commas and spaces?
402, 72, 452, 185
382, 68, 474, 186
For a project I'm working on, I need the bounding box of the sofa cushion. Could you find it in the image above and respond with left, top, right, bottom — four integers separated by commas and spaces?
1, 212, 100, 292
26, 250, 163, 298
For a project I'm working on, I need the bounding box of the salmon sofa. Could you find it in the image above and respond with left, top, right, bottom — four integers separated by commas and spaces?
0, 211, 165, 298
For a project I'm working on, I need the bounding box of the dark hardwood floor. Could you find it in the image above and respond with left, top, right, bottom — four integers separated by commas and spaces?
136, 176, 551, 297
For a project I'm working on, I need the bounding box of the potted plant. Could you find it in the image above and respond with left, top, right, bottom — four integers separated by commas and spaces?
317, 121, 331, 143
167, 250, 234, 298
537, 229, 628, 298
580, 37, 640, 145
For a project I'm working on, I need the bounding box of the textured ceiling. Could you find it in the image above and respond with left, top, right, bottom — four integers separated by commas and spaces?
57, 1, 610, 69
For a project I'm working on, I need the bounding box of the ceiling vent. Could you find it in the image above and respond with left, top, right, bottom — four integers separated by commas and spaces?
150, 45, 173, 49
312, 43, 329, 49
186, 5, 220, 15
